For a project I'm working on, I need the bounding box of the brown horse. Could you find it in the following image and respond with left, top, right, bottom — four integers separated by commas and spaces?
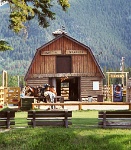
24, 85, 38, 97
24, 85, 51, 103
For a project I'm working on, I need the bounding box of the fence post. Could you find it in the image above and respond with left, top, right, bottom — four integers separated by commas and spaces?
32, 103, 34, 109
129, 103, 131, 110
78, 103, 82, 110
6, 111, 10, 129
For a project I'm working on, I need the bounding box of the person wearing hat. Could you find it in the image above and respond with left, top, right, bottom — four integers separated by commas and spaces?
44, 84, 50, 90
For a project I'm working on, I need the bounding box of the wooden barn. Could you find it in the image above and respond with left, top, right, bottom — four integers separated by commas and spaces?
24, 31, 105, 101
127, 78, 131, 102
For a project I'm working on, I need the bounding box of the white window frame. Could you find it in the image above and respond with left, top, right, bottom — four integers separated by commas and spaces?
93, 81, 99, 90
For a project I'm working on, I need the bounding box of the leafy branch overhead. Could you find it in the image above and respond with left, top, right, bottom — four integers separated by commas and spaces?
3, 0, 70, 33
0, 40, 13, 51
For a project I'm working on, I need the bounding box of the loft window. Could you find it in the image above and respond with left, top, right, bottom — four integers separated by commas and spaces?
56, 56, 71, 73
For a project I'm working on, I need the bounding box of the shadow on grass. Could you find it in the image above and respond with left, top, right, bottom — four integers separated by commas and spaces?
0, 126, 131, 150
72, 118, 98, 128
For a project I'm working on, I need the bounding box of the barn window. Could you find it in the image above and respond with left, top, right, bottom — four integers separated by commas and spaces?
56, 56, 71, 73
93, 81, 99, 90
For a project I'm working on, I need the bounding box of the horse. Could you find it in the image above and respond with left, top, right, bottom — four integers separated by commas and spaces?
23, 84, 56, 109
24, 85, 39, 97
24, 84, 56, 103
39, 84, 57, 109
42, 84, 56, 103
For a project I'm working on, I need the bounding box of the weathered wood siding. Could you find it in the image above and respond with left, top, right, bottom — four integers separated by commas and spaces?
26, 78, 48, 87
81, 76, 103, 98
127, 79, 131, 102
28, 36, 100, 76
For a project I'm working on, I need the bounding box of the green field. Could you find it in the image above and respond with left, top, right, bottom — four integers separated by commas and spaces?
0, 110, 131, 150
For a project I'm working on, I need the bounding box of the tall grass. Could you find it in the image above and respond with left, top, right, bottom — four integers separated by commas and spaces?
0, 110, 131, 150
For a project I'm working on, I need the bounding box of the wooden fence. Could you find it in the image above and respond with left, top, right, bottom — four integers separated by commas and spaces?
0, 87, 20, 106
32, 102, 131, 110
102, 85, 113, 100
6, 87, 20, 105
0, 87, 4, 107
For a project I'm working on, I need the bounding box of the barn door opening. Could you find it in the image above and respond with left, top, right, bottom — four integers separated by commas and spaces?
56, 77, 80, 101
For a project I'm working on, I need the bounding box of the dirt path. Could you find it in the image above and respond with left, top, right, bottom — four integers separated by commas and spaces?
38, 102, 129, 111
8, 101, 129, 111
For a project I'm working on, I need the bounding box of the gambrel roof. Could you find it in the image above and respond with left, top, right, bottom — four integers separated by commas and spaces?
25, 33, 105, 80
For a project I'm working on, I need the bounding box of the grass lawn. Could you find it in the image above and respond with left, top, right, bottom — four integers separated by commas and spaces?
0, 109, 131, 150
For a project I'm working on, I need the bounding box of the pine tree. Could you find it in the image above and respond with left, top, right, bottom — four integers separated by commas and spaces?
3, 0, 70, 33
0, 40, 13, 51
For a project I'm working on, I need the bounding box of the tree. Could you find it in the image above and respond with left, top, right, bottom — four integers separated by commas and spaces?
0, 0, 69, 51
2, 0, 70, 33
0, 40, 13, 51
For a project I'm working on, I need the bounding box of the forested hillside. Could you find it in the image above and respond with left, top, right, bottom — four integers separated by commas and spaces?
0, 0, 131, 75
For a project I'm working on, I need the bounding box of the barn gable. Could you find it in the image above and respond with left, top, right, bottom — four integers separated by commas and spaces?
25, 33, 105, 80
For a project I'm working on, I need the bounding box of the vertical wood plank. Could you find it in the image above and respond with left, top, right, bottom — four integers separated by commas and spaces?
103, 111, 106, 128
6, 111, 10, 129
33, 111, 36, 128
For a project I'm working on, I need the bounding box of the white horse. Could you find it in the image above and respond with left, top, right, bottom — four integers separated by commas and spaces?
44, 86, 56, 109
44, 91, 56, 103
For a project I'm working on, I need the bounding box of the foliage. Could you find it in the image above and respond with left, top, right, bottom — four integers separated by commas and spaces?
3, 0, 70, 33
102, 67, 131, 85
0, 0, 70, 74
0, 74, 25, 87
0, 0, 131, 75
0, 40, 13, 51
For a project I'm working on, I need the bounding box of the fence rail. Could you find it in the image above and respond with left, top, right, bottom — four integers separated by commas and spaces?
0, 87, 20, 106
32, 102, 131, 110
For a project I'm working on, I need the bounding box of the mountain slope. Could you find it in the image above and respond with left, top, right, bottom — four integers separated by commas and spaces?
0, 0, 131, 75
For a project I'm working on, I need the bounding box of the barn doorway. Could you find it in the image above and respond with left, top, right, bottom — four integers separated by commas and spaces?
56, 77, 80, 101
